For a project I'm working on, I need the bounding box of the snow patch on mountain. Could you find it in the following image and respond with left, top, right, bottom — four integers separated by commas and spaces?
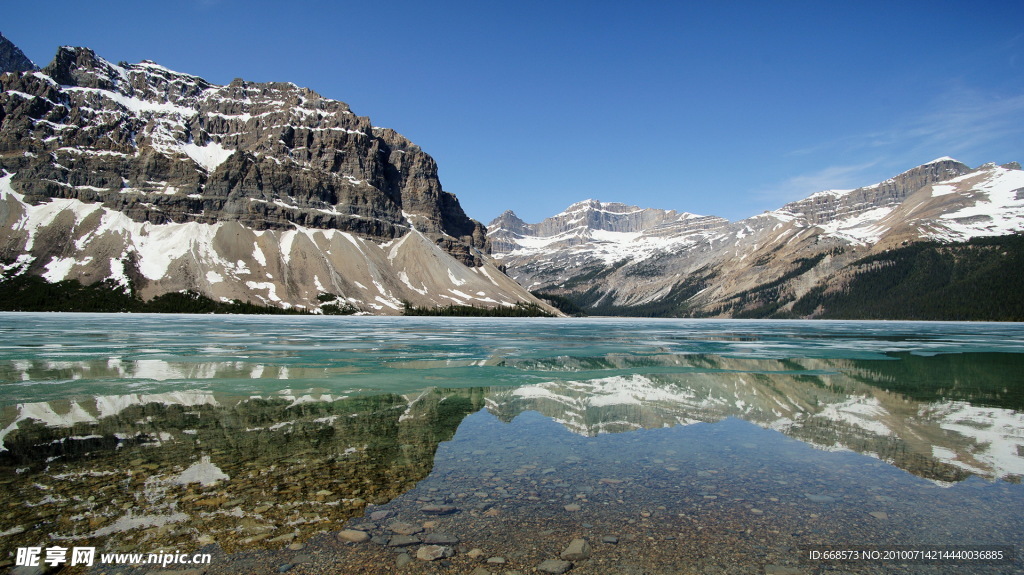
932, 166, 1024, 240
180, 141, 234, 172
817, 206, 896, 245
0, 174, 552, 314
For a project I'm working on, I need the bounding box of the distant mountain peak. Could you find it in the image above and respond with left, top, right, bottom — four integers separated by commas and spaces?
561, 199, 649, 215
924, 156, 960, 165
565, 198, 608, 210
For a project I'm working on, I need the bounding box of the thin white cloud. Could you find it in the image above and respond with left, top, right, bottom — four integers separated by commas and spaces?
753, 160, 882, 209
895, 90, 1024, 156
793, 85, 1024, 166
765, 84, 1024, 212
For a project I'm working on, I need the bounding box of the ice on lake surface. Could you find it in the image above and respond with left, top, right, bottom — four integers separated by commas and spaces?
0, 313, 1021, 573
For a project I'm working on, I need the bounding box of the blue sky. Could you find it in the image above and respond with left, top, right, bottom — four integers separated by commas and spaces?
5, 1, 1023, 224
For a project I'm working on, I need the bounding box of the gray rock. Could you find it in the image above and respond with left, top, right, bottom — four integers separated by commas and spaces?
416, 545, 453, 561
560, 538, 591, 561
601, 535, 619, 544
395, 553, 413, 568
337, 529, 370, 543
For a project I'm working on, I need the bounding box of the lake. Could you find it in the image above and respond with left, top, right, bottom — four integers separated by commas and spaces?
0, 313, 1021, 574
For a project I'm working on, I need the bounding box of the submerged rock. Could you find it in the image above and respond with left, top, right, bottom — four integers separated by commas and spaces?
416, 545, 453, 561
420, 504, 458, 515
560, 538, 591, 561
337, 529, 370, 543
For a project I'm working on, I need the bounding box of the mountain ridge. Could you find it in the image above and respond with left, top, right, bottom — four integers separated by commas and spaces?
0, 42, 554, 315
492, 158, 1024, 319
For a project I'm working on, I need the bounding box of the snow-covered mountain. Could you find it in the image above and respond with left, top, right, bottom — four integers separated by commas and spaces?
489, 200, 728, 267
491, 159, 1024, 317
0, 43, 551, 314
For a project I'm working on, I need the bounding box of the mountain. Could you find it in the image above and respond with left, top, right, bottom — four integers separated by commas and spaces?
488, 200, 729, 264
0, 43, 552, 314
0, 33, 35, 74
491, 158, 1024, 319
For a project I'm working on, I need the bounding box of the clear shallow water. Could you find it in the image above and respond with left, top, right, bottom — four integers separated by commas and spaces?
0, 313, 1022, 573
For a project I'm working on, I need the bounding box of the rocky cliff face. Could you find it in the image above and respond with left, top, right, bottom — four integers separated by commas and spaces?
0, 43, 549, 313
493, 158, 1024, 317
0, 33, 34, 74
2, 46, 486, 254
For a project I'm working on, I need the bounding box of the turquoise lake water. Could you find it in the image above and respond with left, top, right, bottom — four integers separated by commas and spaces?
0, 313, 1021, 573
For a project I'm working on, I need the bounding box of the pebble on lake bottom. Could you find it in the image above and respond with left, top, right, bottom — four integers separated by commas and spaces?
416, 544, 453, 561
337, 529, 370, 543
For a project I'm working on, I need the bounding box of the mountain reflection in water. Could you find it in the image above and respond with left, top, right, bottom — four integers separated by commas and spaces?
0, 350, 1022, 567
0, 316, 1022, 572
0, 388, 486, 560
489, 352, 1024, 483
